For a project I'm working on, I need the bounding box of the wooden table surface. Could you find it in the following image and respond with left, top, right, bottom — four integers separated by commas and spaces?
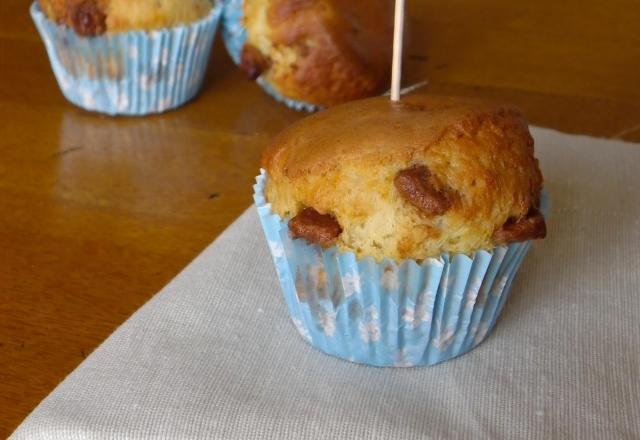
1, 0, 639, 436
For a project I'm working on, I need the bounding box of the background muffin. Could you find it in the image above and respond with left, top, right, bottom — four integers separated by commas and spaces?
40, 0, 213, 35
223, 0, 393, 110
32, 0, 222, 115
262, 94, 545, 261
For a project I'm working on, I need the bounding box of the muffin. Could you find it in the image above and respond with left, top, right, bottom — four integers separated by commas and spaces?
223, 0, 393, 111
31, 0, 223, 115
254, 93, 547, 367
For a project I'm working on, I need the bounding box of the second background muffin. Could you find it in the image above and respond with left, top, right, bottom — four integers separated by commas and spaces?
222, 0, 394, 111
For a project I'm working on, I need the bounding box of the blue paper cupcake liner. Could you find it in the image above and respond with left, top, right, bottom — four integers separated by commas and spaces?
221, 0, 321, 112
30, 1, 223, 116
254, 170, 548, 367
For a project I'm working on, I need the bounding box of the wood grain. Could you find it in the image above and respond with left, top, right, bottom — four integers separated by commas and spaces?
1, 0, 639, 436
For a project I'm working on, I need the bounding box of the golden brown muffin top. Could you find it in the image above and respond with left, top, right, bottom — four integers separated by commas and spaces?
40, 0, 212, 35
263, 94, 528, 177
241, 0, 393, 107
262, 94, 546, 260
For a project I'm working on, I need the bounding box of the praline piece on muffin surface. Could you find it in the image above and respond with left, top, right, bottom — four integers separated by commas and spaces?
254, 93, 548, 367
262, 94, 546, 261
223, 0, 393, 111
31, 0, 222, 115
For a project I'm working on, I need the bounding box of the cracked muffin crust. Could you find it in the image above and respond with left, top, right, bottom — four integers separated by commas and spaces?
262, 93, 546, 260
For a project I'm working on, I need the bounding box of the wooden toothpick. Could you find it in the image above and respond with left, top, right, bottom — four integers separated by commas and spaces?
390, 0, 406, 102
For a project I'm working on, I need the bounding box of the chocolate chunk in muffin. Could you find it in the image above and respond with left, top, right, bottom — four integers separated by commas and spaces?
492, 208, 547, 243
289, 207, 342, 247
394, 165, 453, 216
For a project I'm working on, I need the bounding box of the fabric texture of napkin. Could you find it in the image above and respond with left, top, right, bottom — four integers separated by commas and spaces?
10, 128, 640, 439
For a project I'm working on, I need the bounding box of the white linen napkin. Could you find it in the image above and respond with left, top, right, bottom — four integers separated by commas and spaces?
10, 128, 640, 439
